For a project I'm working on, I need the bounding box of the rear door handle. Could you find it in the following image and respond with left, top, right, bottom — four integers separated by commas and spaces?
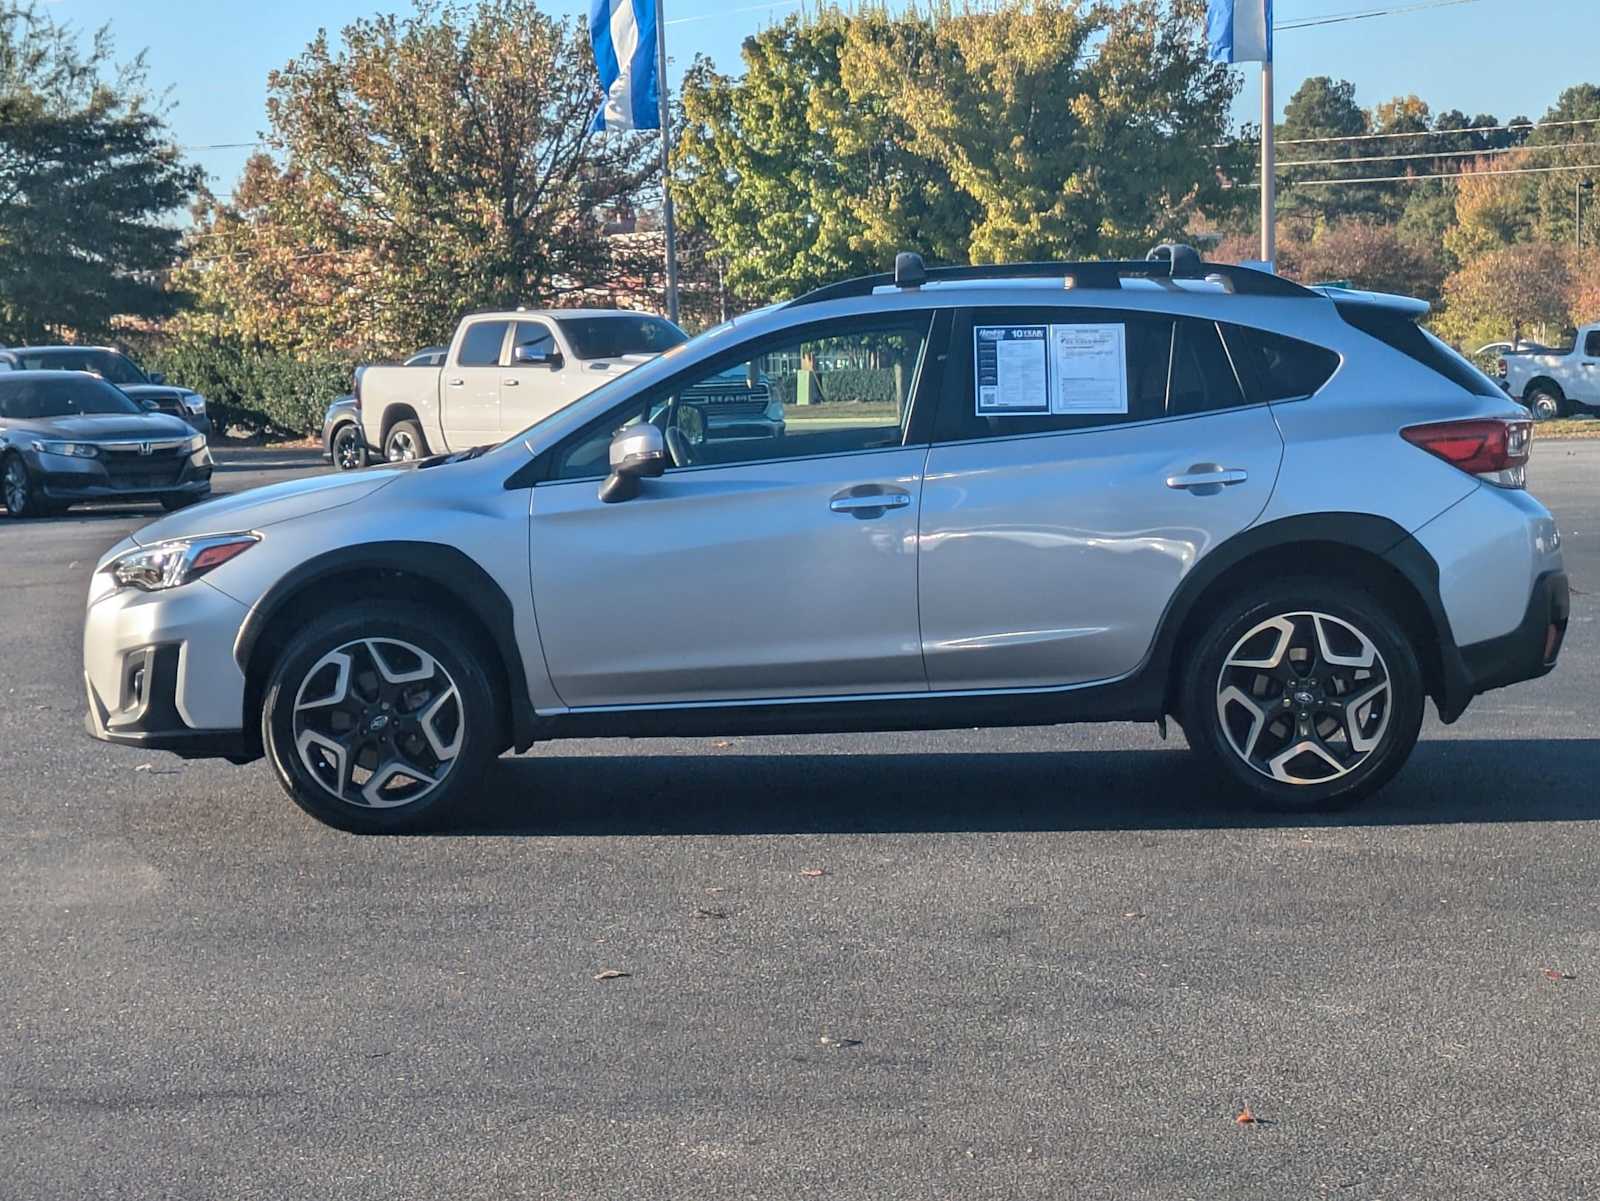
502, 378, 520, 386
830, 486, 912, 518
447, 378, 464, 387
1166, 465, 1248, 493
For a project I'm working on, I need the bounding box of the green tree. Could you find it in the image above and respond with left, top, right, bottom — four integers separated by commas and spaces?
675, 1, 1244, 302
1276, 76, 1374, 226
0, 2, 200, 342
1435, 241, 1573, 349
1526, 84, 1600, 247
178, 0, 657, 356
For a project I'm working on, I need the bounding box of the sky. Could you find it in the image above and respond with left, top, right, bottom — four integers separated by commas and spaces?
40, 0, 1599, 193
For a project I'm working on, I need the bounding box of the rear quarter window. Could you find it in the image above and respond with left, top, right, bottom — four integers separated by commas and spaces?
1219, 324, 1341, 402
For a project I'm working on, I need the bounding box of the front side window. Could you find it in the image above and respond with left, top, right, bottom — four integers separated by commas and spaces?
0, 376, 142, 419
457, 320, 510, 367
510, 321, 556, 362
549, 317, 932, 480
1585, 330, 1600, 357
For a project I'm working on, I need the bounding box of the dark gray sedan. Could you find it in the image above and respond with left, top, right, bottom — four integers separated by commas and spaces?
0, 371, 213, 518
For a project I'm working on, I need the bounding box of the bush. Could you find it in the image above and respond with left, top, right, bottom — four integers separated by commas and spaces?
771, 366, 899, 406
142, 340, 356, 436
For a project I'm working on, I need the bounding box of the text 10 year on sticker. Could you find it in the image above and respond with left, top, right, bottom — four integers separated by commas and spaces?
974, 326, 1049, 415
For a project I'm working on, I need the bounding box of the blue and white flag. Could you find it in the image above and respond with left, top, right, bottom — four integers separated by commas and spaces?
590, 0, 660, 132
1206, 0, 1273, 64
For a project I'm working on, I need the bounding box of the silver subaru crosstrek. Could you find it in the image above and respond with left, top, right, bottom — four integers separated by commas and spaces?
83, 247, 1569, 832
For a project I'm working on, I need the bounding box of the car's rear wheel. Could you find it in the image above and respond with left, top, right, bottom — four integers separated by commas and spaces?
1180, 580, 1424, 812
384, 420, 427, 463
1525, 384, 1565, 421
332, 422, 368, 470
2, 453, 42, 518
260, 603, 500, 833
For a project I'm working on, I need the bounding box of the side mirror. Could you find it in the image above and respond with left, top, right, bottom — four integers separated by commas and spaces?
148, 372, 166, 385
599, 423, 666, 504
137, 397, 160, 411
513, 345, 563, 369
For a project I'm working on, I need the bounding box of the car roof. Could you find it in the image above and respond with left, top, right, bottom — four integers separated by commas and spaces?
5, 345, 123, 354
0, 368, 110, 381
460, 308, 674, 322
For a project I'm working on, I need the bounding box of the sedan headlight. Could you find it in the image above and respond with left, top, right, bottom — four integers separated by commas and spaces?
32, 440, 100, 458
104, 533, 259, 593
181, 392, 208, 415
187, 433, 208, 454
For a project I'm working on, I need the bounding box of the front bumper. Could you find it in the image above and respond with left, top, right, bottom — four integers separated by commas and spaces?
35, 446, 212, 505
82, 575, 260, 762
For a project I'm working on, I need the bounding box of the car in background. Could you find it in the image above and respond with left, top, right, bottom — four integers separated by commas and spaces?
1, 371, 212, 517
321, 395, 366, 471
674, 362, 784, 444
359, 309, 688, 461
0, 346, 212, 436
405, 346, 448, 368
1500, 324, 1600, 419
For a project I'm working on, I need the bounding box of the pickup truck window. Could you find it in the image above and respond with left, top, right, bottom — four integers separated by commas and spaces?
511, 321, 556, 359
458, 320, 510, 367
554, 314, 687, 360
1586, 330, 1600, 357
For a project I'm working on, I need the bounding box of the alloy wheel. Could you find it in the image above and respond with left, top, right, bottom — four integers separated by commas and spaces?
334, 426, 365, 470
3, 458, 29, 514
386, 430, 418, 462
1215, 611, 1392, 785
291, 638, 464, 808
1529, 392, 1561, 422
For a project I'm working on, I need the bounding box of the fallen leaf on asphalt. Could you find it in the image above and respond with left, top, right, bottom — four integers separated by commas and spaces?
799, 868, 828, 878
1543, 969, 1577, 981
704, 886, 727, 895
1235, 1105, 1259, 1125
818, 1035, 862, 1049
1123, 911, 1146, 920
593, 969, 630, 982
695, 908, 728, 920
134, 763, 153, 772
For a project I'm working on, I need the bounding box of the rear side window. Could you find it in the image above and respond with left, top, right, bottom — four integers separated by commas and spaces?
457, 320, 509, 367
1167, 320, 1247, 415
1220, 324, 1341, 402
1333, 303, 1500, 398
1585, 330, 1600, 357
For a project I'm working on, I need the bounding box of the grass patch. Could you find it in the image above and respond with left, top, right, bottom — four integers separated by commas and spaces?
1535, 416, 1600, 440
783, 403, 901, 422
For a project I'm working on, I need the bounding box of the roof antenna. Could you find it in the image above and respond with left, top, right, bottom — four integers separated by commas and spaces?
894, 252, 927, 290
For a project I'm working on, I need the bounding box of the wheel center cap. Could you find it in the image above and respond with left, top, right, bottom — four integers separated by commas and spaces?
369, 714, 391, 733
1293, 689, 1317, 708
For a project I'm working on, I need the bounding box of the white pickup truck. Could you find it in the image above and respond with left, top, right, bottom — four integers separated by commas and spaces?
1501, 323, 1600, 420
358, 308, 687, 461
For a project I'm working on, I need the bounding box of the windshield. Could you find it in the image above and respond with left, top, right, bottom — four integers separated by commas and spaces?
554, 314, 688, 360
0, 375, 144, 419
14, 348, 149, 385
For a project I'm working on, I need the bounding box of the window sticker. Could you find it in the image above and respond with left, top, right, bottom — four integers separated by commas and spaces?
1049, 323, 1128, 415
974, 325, 1049, 415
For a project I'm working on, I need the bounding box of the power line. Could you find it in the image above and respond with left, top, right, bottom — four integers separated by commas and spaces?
1279, 140, 1600, 170
1226, 116, 1600, 150
1241, 161, 1600, 188
1276, 0, 1487, 32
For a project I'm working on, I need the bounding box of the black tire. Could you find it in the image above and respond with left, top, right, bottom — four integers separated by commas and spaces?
160, 493, 204, 512
383, 419, 427, 463
1179, 579, 1425, 813
331, 422, 368, 471
1525, 384, 1566, 422
2, 452, 42, 518
260, 602, 501, 833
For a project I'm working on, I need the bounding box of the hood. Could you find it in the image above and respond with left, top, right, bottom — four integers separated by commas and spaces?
122, 383, 197, 400
9, 412, 195, 441
131, 464, 405, 545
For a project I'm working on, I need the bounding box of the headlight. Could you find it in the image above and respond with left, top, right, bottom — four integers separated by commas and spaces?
104, 533, 259, 593
187, 434, 208, 454
182, 393, 208, 414
32, 440, 99, 458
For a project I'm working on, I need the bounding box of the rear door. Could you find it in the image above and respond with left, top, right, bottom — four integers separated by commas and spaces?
442, 319, 510, 445
917, 307, 1285, 690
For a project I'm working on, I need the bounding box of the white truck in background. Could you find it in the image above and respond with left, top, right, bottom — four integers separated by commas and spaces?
358, 308, 687, 461
1501, 323, 1600, 420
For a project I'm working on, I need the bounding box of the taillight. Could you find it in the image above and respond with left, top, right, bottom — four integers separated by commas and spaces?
1401, 418, 1531, 488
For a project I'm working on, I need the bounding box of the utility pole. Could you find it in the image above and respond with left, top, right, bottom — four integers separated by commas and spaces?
654, 0, 679, 324
1260, 59, 1275, 268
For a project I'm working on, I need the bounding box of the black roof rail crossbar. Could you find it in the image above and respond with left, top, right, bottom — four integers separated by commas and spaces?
785, 257, 1317, 307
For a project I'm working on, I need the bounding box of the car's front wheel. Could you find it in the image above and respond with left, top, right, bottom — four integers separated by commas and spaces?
2, 452, 42, 518
331, 422, 368, 471
260, 603, 500, 833
1180, 580, 1424, 812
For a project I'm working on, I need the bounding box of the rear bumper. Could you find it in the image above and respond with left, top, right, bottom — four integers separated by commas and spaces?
1457, 569, 1569, 696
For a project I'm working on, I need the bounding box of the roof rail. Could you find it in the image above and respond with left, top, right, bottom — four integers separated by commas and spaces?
784, 244, 1318, 308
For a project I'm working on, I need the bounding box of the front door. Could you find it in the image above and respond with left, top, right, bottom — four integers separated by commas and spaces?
1575, 328, 1600, 405
918, 307, 1285, 690
442, 318, 510, 445
529, 315, 940, 708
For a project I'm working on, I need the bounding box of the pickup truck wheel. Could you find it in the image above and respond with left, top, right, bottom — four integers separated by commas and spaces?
1525, 384, 1565, 421
384, 420, 427, 462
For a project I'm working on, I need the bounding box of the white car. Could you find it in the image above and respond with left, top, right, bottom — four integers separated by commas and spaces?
358, 309, 689, 461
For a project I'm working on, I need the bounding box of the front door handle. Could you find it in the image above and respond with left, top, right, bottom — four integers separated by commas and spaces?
446, 378, 465, 387
830, 486, 912, 518
502, 378, 520, 386
1166, 465, 1248, 494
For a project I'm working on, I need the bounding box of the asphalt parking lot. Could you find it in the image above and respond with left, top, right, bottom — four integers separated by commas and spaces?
3, 443, 1599, 1199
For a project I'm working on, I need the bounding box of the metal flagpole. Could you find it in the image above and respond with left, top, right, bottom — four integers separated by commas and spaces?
655, 0, 680, 324
1260, 57, 1276, 268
